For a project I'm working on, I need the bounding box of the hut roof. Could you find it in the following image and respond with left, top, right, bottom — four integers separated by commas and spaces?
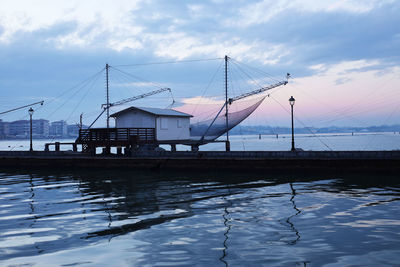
110, 106, 192, 118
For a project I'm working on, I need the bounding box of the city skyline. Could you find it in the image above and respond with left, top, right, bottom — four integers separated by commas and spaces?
1, 116, 399, 140
1, 1, 399, 128
0, 118, 82, 139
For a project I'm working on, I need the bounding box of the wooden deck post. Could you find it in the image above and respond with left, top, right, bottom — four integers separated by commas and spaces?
225, 141, 230, 152
124, 146, 130, 156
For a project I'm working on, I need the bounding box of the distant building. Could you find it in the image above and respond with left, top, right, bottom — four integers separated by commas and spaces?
0, 119, 3, 138
9, 120, 28, 137
50, 120, 68, 137
8, 119, 49, 138
67, 124, 87, 137
110, 106, 192, 141
34, 119, 50, 137
0, 120, 9, 139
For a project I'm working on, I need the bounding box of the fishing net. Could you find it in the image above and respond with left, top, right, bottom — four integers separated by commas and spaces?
175, 96, 266, 141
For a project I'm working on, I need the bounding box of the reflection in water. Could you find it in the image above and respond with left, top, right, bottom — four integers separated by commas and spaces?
220, 206, 231, 267
286, 182, 301, 245
0, 169, 399, 266
28, 174, 43, 254
219, 185, 232, 267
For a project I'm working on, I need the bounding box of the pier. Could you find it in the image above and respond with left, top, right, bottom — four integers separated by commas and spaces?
0, 150, 399, 172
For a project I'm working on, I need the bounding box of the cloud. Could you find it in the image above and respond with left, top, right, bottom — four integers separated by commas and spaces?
113, 81, 158, 88
0, 0, 399, 71
0, 0, 143, 45
174, 96, 225, 122
0, 0, 290, 64
1, 0, 399, 126
334, 77, 352, 85
312, 60, 382, 76
187, 4, 204, 13
288, 60, 400, 123
145, 32, 289, 64
230, 0, 395, 27
181, 96, 223, 105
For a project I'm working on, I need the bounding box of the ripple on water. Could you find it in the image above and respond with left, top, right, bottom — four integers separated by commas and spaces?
0, 171, 399, 266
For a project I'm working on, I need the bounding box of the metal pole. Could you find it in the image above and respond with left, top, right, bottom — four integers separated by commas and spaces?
106, 63, 109, 129
29, 113, 33, 151
0, 101, 43, 115
291, 104, 295, 151
224, 55, 230, 151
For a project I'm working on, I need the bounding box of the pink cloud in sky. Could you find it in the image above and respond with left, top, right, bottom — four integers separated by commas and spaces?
189, 60, 400, 127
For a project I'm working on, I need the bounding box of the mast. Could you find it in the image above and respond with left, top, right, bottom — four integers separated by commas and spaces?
106, 63, 110, 129
224, 55, 230, 151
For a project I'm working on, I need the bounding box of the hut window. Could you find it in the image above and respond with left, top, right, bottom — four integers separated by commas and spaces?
161, 118, 168, 130
177, 119, 182, 128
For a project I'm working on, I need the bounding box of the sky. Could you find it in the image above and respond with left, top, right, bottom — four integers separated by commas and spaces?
0, 0, 399, 128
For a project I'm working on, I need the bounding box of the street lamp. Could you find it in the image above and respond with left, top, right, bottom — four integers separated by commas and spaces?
289, 96, 295, 151
28, 107, 34, 152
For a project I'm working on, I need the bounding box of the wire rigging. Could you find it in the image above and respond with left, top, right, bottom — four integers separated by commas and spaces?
113, 57, 223, 67
363, 99, 400, 150
65, 70, 103, 123
110, 66, 167, 91
5, 68, 106, 151
45, 69, 105, 121
269, 94, 333, 151
43, 67, 105, 111
188, 59, 224, 116
230, 58, 283, 83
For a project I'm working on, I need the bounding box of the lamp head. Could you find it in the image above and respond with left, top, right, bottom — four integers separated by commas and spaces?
28, 107, 34, 116
289, 96, 295, 106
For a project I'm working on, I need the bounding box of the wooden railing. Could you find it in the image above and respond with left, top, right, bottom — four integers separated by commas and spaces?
77, 128, 155, 144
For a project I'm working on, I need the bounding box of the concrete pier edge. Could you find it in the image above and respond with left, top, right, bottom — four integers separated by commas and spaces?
1, 150, 399, 172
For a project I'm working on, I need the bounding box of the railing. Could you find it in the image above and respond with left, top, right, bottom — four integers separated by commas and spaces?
77, 128, 155, 144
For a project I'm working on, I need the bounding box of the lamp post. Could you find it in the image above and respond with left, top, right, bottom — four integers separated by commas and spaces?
28, 107, 34, 152
289, 96, 295, 151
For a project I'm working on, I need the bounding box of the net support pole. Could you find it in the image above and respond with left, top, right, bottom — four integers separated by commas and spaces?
106, 63, 110, 154
106, 63, 110, 129
224, 55, 230, 151
199, 102, 227, 144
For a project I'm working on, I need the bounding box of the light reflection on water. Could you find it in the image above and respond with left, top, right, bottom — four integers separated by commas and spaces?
0, 169, 399, 266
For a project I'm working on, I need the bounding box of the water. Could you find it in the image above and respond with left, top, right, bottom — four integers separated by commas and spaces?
1, 132, 400, 151
0, 169, 400, 266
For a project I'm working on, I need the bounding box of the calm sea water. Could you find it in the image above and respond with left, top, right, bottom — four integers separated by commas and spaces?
0, 169, 399, 266
1, 132, 400, 151
1, 134, 400, 266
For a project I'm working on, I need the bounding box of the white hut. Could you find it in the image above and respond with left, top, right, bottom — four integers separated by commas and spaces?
110, 106, 192, 141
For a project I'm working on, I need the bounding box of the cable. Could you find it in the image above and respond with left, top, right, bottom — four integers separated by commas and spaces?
230, 60, 264, 89
189, 59, 224, 116
269, 95, 333, 151
46, 69, 105, 121
110, 66, 166, 91
165, 90, 176, 108
113, 57, 223, 67
6, 68, 105, 150
65, 70, 103, 123
363, 101, 400, 150
42, 67, 105, 112
230, 58, 282, 83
